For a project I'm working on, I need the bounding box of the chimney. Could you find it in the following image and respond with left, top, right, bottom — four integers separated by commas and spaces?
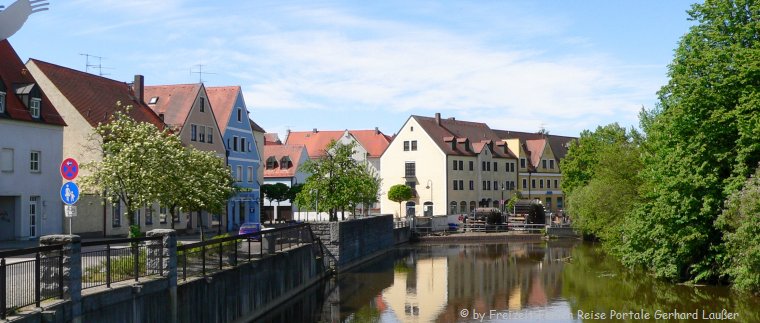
159, 113, 165, 122
435, 113, 441, 126
313, 128, 318, 133
133, 75, 145, 103
375, 127, 380, 134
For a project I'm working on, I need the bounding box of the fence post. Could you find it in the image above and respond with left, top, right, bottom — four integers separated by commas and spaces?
146, 229, 177, 323
39, 235, 82, 323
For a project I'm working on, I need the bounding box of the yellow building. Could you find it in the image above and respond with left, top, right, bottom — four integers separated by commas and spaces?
380, 113, 519, 217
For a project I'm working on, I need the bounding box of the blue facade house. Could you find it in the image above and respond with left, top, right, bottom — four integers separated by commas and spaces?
207, 86, 261, 230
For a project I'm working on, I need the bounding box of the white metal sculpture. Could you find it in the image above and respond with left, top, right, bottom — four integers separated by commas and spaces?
0, 0, 49, 41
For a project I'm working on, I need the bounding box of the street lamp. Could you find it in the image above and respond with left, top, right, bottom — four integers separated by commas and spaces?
528, 169, 533, 200
425, 179, 433, 216
500, 183, 506, 213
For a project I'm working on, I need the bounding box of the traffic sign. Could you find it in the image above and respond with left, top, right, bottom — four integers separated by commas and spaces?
60, 158, 79, 180
60, 182, 80, 205
65, 205, 77, 218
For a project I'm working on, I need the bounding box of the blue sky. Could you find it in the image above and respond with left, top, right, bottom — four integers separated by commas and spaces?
8, 0, 696, 138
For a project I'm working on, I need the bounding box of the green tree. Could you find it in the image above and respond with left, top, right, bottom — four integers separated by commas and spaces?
716, 165, 760, 295
347, 162, 382, 217
295, 141, 371, 221
81, 105, 176, 236
387, 184, 413, 218
618, 0, 760, 283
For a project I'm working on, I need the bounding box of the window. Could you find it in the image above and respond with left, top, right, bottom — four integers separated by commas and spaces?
520, 158, 526, 168
542, 159, 547, 169
450, 202, 457, 214
460, 201, 467, 213
512, 162, 516, 172
493, 181, 498, 190
554, 180, 559, 189
493, 162, 497, 172
546, 197, 552, 209
1, 148, 13, 172
405, 162, 416, 177
469, 180, 474, 190
29, 196, 39, 237
403, 141, 410, 151
207, 127, 213, 144
241, 138, 246, 152
233, 136, 239, 151
411, 140, 417, 151
532, 179, 536, 189
236, 165, 243, 182
160, 206, 167, 224
145, 205, 153, 225
469, 201, 476, 212
172, 208, 180, 224
546, 180, 551, 189
247, 166, 254, 182
199, 126, 206, 142
30, 151, 40, 173
30, 98, 41, 118
453, 160, 458, 170
459, 180, 464, 191
112, 203, 121, 227
487, 181, 492, 190
458, 160, 463, 170
481, 161, 486, 171
0, 91, 5, 113
200, 97, 205, 112
482, 181, 487, 190
266, 156, 277, 169
149, 97, 159, 104
549, 160, 555, 169
191, 125, 197, 141
280, 157, 292, 169
557, 197, 564, 209
522, 179, 527, 189
237, 108, 242, 122
540, 180, 544, 189
469, 161, 474, 171
453, 180, 458, 190
487, 162, 491, 171
406, 181, 417, 197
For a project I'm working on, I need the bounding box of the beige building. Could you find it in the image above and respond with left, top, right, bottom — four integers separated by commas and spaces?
144, 84, 227, 231
496, 130, 575, 213
26, 59, 171, 237
380, 114, 518, 217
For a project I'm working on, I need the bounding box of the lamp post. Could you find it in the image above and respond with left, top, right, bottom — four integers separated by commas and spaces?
425, 179, 433, 216
500, 183, 505, 213
528, 170, 533, 200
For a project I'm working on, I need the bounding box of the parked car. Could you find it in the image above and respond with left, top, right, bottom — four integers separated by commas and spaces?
238, 223, 272, 241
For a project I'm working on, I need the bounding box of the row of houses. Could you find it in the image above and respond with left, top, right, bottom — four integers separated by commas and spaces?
0, 37, 577, 240
0, 40, 264, 239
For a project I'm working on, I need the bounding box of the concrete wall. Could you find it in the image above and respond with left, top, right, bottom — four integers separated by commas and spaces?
311, 214, 394, 269
393, 227, 410, 245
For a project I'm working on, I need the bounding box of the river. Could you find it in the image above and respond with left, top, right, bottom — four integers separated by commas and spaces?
258, 240, 760, 322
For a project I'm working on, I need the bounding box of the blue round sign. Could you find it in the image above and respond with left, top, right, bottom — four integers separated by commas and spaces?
60, 182, 80, 205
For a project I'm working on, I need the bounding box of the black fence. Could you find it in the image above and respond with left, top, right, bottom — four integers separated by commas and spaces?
80, 236, 163, 290
177, 224, 311, 281
394, 218, 410, 229
0, 244, 64, 320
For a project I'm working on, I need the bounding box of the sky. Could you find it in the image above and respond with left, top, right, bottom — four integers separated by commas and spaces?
7, 0, 696, 139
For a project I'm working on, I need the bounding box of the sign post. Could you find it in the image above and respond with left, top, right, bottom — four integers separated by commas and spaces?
60, 158, 79, 236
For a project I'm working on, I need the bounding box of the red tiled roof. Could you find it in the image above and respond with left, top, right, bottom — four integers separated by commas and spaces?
525, 139, 547, 168
493, 129, 576, 161
263, 144, 307, 178
264, 133, 281, 145
412, 115, 515, 159
206, 86, 240, 134
29, 58, 163, 129
0, 40, 65, 126
144, 84, 201, 128
285, 129, 392, 158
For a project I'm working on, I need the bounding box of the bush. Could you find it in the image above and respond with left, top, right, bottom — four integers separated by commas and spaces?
526, 203, 546, 225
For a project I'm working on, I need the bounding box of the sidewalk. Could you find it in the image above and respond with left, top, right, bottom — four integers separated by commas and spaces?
0, 231, 209, 252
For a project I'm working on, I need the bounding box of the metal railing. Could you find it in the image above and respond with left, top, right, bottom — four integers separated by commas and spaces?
1, 244, 64, 319
394, 218, 410, 229
176, 224, 310, 281
80, 236, 163, 290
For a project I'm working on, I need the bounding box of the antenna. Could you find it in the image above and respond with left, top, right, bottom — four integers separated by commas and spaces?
190, 64, 216, 83
79, 53, 112, 76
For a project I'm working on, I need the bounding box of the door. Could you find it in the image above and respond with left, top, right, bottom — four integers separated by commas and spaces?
29, 196, 39, 237
0, 197, 16, 240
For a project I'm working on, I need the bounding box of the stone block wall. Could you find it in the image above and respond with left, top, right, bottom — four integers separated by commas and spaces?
311, 215, 394, 268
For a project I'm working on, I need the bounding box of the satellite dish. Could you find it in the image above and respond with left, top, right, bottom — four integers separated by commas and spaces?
0, 0, 49, 41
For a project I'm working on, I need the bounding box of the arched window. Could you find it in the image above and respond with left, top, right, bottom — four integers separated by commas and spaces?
460, 201, 467, 213
469, 201, 476, 212
449, 201, 457, 215
424, 202, 433, 216
280, 156, 292, 169
405, 202, 416, 217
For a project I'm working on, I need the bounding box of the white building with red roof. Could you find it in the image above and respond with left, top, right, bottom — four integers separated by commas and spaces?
262, 143, 309, 222
0, 40, 66, 240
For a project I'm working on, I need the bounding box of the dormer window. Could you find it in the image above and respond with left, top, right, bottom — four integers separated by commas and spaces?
266, 156, 278, 169
30, 98, 41, 118
280, 156, 292, 169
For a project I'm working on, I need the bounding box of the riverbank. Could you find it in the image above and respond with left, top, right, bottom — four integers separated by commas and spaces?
417, 232, 548, 243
